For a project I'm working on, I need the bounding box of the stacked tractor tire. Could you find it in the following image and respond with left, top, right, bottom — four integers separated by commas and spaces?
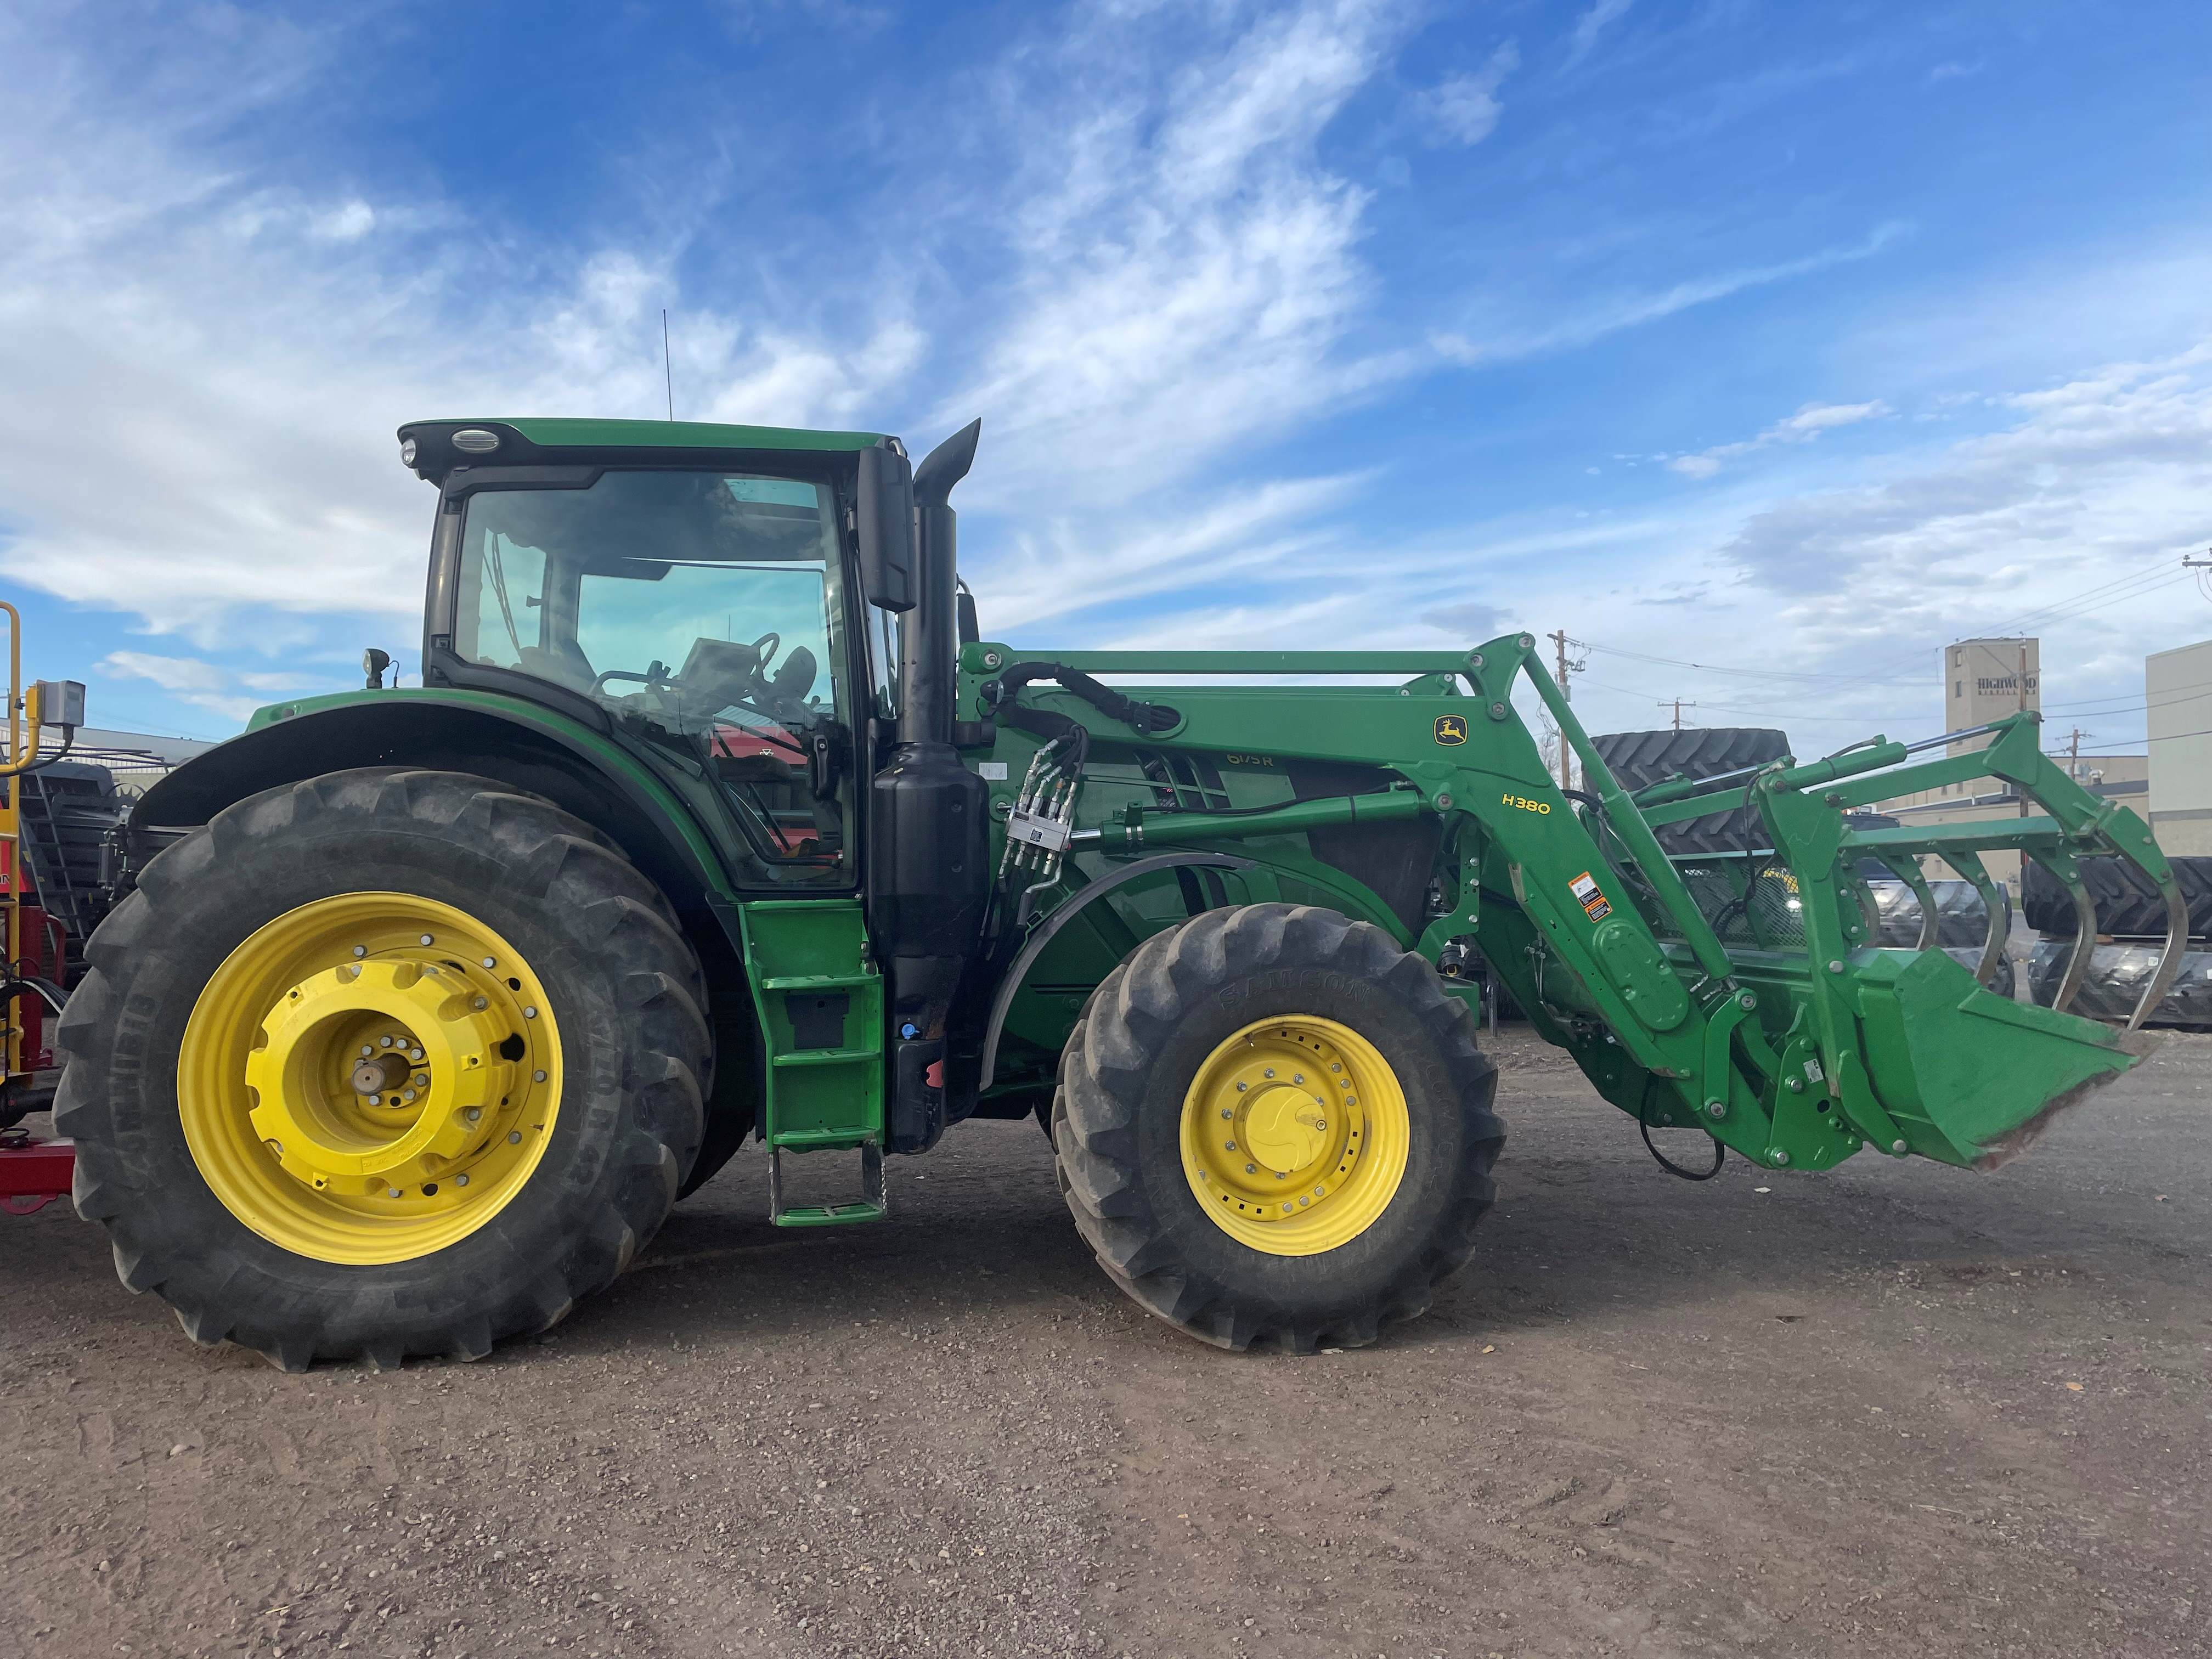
1591, 727, 1789, 856
1860, 877, 2016, 999
16, 760, 132, 979
3, 759, 131, 1127
1590, 728, 2018, 994
2021, 856, 2212, 1028
1590, 726, 2210, 1025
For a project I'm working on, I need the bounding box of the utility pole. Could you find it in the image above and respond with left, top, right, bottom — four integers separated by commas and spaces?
2053, 726, 2092, 780
2017, 640, 2032, 820
1550, 629, 1576, 791
1658, 697, 1697, 732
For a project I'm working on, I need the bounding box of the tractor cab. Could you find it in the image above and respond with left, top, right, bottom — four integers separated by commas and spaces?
402, 420, 915, 887
400, 415, 985, 1169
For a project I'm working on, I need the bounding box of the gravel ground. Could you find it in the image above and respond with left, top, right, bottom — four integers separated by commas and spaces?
4, 1028, 2208, 1659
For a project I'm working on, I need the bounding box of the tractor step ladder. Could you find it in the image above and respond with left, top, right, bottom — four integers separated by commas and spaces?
736, 900, 887, 1226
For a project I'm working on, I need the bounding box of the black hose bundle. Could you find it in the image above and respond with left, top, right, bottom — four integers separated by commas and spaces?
981, 662, 1180, 738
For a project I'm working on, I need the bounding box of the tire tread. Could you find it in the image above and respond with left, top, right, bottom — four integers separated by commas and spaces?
1054, 903, 1502, 1353
57, 766, 709, 1369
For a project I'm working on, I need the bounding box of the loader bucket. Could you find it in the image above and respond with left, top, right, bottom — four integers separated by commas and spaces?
1847, 947, 2146, 1169
1510, 679, 2185, 1177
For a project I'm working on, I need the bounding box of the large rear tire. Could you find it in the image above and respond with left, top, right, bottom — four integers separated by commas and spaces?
1054, 904, 1502, 1353
57, 769, 709, 1369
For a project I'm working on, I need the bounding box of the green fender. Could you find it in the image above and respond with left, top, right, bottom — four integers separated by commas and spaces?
137, 688, 731, 912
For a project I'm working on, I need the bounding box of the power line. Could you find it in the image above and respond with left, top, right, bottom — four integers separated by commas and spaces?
2041, 673, 2212, 716
1576, 673, 1896, 729
1803, 568, 2190, 704
1568, 556, 2199, 737
1973, 562, 2187, 635
1580, 641, 1914, 685
1576, 560, 2187, 696
2142, 721, 2212, 743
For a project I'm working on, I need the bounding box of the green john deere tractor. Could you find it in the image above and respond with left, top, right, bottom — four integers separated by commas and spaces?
57, 416, 2185, 1368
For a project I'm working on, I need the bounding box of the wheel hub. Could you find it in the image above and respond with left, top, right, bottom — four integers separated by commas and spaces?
244, 955, 516, 1197
178, 893, 562, 1264
1240, 1083, 1330, 1173
348, 1046, 417, 1101
1179, 1015, 1409, 1256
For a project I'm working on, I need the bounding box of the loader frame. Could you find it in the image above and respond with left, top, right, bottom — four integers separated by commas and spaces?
962, 631, 2175, 1175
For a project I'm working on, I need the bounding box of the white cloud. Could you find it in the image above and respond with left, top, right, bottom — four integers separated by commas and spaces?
946, 0, 1420, 514
1011, 340, 2212, 749
1666, 398, 1891, 477
100, 652, 228, 694
1566, 0, 1633, 66
1421, 599, 1504, 638
1415, 43, 1519, 147
309, 200, 375, 242
1724, 346, 2212, 605
1, 0, 1441, 699
1432, 339, 2212, 745
99, 650, 324, 724
1433, 222, 1909, 367
978, 473, 1370, 635
0, 13, 929, 654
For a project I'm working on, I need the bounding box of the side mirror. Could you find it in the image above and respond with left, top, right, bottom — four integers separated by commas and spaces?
956, 586, 979, 647
855, 446, 916, 614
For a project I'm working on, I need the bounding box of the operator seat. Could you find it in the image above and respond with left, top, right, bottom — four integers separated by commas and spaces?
516, 639, 599, 694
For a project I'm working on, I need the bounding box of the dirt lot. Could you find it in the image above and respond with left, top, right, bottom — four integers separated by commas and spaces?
4, 1028, 2208, 1659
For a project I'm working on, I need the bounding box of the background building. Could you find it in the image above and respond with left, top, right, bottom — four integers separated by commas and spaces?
1945, 637, 2040, 747
1876, 637, 2145, 890
2147, 638, 2212, 854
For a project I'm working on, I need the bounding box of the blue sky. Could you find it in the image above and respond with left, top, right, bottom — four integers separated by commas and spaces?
3, 1, 2210, 753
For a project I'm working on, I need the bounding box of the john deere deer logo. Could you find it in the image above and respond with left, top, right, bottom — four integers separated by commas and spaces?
1434, 714, 1468, 746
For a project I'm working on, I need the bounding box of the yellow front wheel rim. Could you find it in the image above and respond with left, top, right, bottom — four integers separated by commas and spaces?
177, 893, 563, 1265
1180, 1015, 1411, 1256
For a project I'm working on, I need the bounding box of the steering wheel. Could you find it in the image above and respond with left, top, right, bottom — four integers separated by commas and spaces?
749, 633, 780, 673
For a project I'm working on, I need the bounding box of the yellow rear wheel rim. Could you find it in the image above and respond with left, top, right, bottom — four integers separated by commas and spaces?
177, 893, 562, 1265
1180, 1014, 1411, 1256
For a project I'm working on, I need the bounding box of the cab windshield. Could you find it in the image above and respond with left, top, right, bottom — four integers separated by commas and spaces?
453, 470, 852, 883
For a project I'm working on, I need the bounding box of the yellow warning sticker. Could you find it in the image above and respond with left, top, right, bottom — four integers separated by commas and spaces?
1568, 870, 1612, 923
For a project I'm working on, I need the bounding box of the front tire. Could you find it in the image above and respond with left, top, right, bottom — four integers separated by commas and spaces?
1054, 904, 1502, 1352
57, 769, 710, 1369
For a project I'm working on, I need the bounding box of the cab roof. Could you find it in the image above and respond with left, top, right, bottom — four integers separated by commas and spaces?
396, 416, 896, 484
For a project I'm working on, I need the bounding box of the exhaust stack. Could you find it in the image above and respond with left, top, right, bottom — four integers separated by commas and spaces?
869, 420, 990, 1154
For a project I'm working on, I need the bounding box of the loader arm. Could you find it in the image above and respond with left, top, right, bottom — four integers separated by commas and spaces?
961, 631, 2156, 1176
